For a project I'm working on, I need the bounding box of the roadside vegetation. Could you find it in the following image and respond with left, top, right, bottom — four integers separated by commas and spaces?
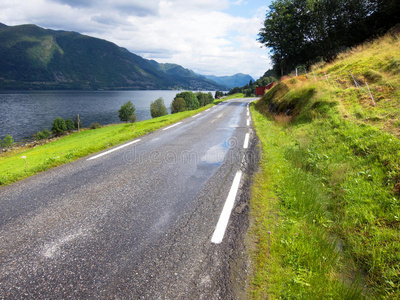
0, 94, 243, 187
249, 31, 400, 299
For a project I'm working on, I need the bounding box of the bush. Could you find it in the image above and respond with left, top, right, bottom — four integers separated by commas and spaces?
150, 97, 168, 118
65, 118, 75, 131
174, 91, 199, 110
36, 129, 50, 140
171, 97, 186, 113
52, 117, 67, 135
1, 134, 14, 148
118, 101, 136, 123
90, 122, 101, 129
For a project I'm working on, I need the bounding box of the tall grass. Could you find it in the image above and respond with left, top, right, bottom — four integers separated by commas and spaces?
249, 31, 400, 299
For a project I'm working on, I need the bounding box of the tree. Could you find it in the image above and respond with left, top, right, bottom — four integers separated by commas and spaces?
65, 118, 75, 131
171, 97, 186, 114
118, 101, 136, 123
52, 117, 67, 135
2, 134, 14, 148
150, 97, 168, 118
174, 92, 199, 110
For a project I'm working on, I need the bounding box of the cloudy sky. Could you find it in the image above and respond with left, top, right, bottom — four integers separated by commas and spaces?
0, 0, 272, 79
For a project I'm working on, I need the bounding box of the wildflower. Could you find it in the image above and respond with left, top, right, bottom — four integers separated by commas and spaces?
268, 231, 271, 235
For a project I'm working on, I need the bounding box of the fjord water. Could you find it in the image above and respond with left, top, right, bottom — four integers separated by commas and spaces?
0, 90, 184, 142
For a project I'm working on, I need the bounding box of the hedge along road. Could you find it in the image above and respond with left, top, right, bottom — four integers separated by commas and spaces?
0, 98, 259, 299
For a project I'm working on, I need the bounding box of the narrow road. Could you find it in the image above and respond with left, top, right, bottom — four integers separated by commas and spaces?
0, 98, 258, 299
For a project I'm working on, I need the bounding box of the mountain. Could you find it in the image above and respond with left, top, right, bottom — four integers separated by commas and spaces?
0, 23, 225, 90
203, 73, 255, 89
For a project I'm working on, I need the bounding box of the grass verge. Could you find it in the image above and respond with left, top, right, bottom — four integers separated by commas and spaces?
0, 95, 243, 187
249, 32, 400, 299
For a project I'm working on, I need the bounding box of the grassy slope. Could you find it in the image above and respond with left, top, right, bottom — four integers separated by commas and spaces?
250, 33, 400, 299
0, 94, 244, 187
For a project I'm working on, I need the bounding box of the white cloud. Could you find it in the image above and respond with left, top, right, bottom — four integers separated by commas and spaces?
0, 0, 271, 79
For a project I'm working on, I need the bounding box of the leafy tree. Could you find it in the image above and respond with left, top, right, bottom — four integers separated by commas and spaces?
118, 101, 136, 123
171, 97, 186, 114
150, 97, 168, 118
174, 91, 199, 110
65, 118, 75, 131
2, 134, 14, 148
215, 90, 224, 98
52, 117, 67, 135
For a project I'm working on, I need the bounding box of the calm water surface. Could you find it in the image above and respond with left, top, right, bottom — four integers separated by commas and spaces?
0, 90, 188, 142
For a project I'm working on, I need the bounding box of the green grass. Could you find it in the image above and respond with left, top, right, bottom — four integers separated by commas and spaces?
249, 32, 400, 299
0, 100, 229, 186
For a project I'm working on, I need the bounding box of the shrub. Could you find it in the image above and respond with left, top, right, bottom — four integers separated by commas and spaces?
42, 129, 50, 138
171, 97, 186, 113
174, 91, 199, 110
90, 122, 101, 129
150, 97, 168, 118
52, 117, 67, 135
2, 134, 14, 148
118, 101, 136, 122
65, 118, 75, 131
36, 131, 46, 140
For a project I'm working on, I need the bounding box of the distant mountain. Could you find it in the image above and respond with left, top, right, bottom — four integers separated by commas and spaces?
203, 73, 255, 89
0, 23, 225, 90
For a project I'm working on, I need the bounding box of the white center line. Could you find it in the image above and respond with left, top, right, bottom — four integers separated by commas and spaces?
87, 139, 141, 160
243, 133, 250, 149
162, 122, 183, 131
211, 170, 243, 244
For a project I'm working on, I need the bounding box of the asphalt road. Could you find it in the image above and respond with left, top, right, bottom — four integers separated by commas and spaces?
0, 98, 258, 299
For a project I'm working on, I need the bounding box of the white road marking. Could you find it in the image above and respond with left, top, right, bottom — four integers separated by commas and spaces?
192, 113, 201, 118
247, 119, 250, 126
211, 170, 243, 244
42, 229, 85, 258
162, 122, 183, 131
247, 111, 249, 117
205, 109, 210, 112
87, 139, 141, 160
243, 133, 250, 149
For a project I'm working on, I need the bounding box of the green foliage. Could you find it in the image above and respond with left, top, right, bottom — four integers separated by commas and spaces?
89, 122, 101, 129
65, 118, 75, 131
258, 0, 400, 75
174, 91, 199, 110
195, 92, 214, 107
150, 97, 168, 118
37, 129, 51, 140
215, 90, 224, 98
51, 117, 67, 135
227, 69, 276, 96
171, 97, 186, 113
118, 101, 136, 123
2, 134, 14, 148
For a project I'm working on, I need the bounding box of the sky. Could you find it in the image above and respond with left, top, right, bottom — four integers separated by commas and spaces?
0, 0, 273, 80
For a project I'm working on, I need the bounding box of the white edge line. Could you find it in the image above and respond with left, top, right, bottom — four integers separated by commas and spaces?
247, 119, 250, 126
87, 139, 141, 161
205, 109, 210, 112
243, 133, 250, 149
162, 122, 183, 131
192, 113, 201, 118
211, 170, 243, 244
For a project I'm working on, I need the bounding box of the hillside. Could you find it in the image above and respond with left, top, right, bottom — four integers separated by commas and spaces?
250, 30, 400, 299
0, 23, 225, 90
203, 73, 254, 89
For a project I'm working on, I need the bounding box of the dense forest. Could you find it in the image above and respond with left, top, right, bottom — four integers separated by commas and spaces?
258, 0, 400, 76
